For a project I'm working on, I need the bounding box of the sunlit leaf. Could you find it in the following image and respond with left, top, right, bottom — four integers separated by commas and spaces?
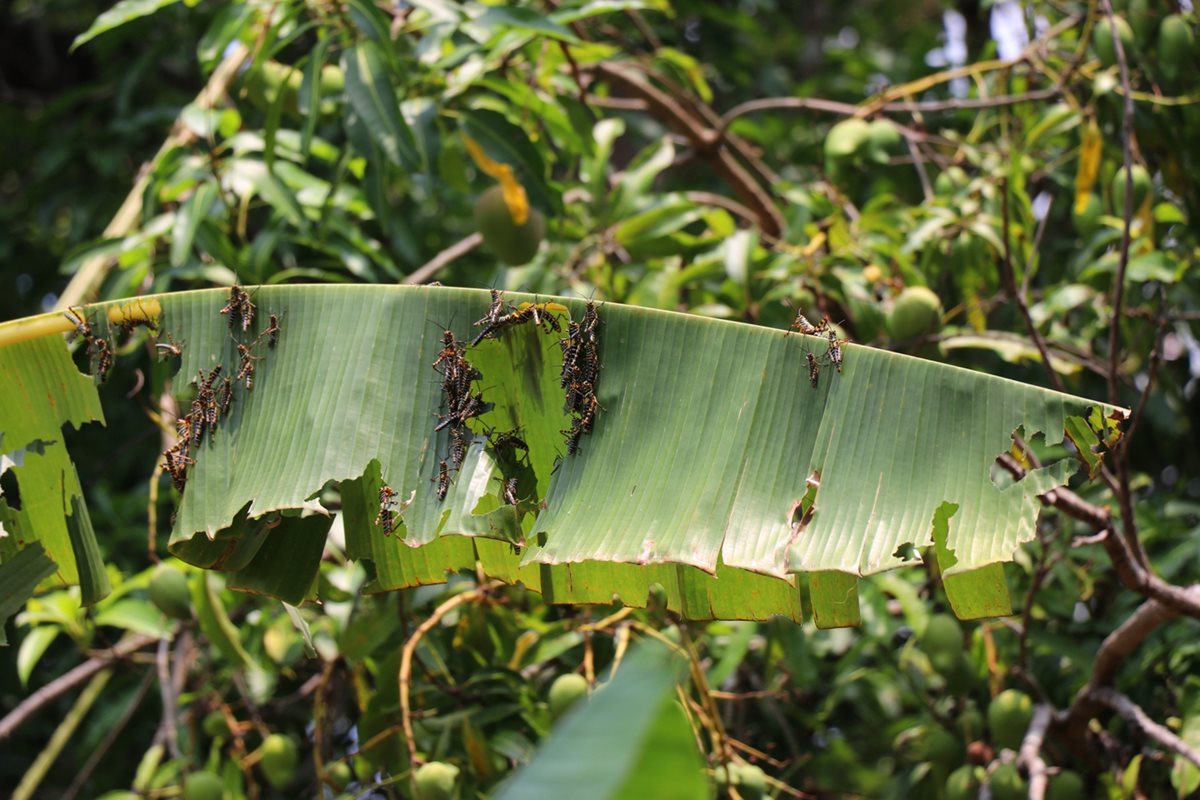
72, 0, 181, 51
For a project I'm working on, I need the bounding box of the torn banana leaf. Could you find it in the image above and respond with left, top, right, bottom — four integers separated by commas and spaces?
0, 331, 108, 603
0, 286, 1124, 625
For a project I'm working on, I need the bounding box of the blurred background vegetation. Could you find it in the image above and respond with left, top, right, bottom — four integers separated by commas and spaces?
3, 0, 1200, 798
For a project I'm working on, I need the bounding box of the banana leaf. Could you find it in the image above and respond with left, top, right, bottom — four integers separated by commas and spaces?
0, 286, 1125, 625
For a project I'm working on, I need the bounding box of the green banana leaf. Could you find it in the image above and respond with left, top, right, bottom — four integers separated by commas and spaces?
0, 285, 1124, 626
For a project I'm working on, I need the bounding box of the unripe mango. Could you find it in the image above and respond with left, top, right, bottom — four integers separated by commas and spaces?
474, 186, 545, 266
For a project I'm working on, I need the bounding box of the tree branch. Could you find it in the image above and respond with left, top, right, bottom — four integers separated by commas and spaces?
592, 62, 784, 236
1019, 704, 1053, 800
399, 581, 502, 775
0, 633, 158, 741
1058, 585, 1200, 751
996, 452, 1200, 620
403, 232, 483, 285
1089, 687, 1200, 770
999, 179, 1065, 392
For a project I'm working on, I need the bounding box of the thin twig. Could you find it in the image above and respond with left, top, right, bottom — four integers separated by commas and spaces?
1089, 687, 1200, 769
403, 232, 483, 285
1101, 0, 1136, 409
1017, 530, 1060, 673
677, 624, 734, 763
557, 41, 591, 112
398, 582, 501, 772
592, 62, 784, 236
1121, 293, 1168, 453
0, 633, 158, 741
1019, 704, 1053, 800
157, 636, 181, 760
999, 179, 1065, 392
719, 88, 1062, 133
313, 659, 335, 788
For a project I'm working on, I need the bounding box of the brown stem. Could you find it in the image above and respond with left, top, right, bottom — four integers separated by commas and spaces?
592, 62, 784, 236
1121, 295, 1168, 453
999, 179, 1065, 392
403, 232, 483, 285
1100, 0, 1137, 409
1088, 687, 1200, 769
157, 636, 181, 760
398, 582, 502, 775
720, 88, 1062, 133
0, 633, 158, 741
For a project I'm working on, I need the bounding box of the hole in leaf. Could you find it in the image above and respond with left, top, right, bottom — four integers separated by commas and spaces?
0, 468, 21, 511
990, 427, 1050, 489
789, 470, 821, 533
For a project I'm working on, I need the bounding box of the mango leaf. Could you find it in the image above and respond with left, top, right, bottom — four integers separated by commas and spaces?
72, 0, 180, 51
341, 42, 419, 169
475, 7, 580, 43
551, 1, 672, 25
492, 641, 707, 800
0, 286, 1122, 626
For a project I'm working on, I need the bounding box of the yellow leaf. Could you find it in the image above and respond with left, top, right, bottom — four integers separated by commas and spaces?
464, 135, 530, 225
1074, 119, 1102, 216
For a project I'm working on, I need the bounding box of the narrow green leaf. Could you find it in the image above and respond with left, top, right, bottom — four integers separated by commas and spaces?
611, 137, 675, 218
16, 625, 59, 684
299, 38, 332, 161
341, 42, 418, 168
191, 572, 253, 668
72, 0, 180, 51
93, 599, 170, 637
225, 159, 307, 229
475, 7, 580, 43
551, 1, 671, 25
0, 542, 57, 646
706, 621, 757, 687
170, 181, 218, 267
493, 642, 706, 800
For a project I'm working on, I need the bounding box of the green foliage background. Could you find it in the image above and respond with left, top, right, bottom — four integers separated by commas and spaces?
2, 0, 1200, 798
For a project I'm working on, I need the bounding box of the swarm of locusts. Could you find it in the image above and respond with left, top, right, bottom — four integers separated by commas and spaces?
160, 286, 281, 494
418, 290, 601, 515
430, 318, 486, 502
63, 306, 116, 384
558, 298, 602, 456
787, 310, 845, 388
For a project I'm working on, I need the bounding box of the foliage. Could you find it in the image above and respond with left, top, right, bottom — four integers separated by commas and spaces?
3, 0, 1200, 798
